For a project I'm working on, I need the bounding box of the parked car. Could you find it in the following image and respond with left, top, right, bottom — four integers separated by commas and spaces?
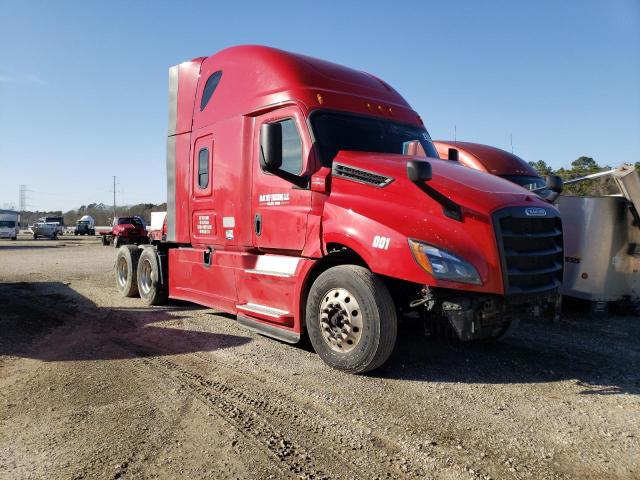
100, 216, 148, 247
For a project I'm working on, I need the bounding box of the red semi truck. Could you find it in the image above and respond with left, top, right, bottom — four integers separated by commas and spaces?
432, 141, 563, 202
115, 46, 563, 373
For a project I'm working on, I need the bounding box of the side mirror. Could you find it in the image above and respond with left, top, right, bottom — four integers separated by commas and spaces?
546, 174, 563, 193
402, 140, 426, 157
407, 160, 432, 183
260, 123, 282, 171
535, 175, 563, 203
448, 148, 459, 161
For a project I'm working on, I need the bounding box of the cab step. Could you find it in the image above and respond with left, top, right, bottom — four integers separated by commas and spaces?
237, 314, 300, 344
236, 302, 293, 323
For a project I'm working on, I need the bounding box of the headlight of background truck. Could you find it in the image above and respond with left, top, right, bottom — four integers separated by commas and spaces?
408, 239, 482, 285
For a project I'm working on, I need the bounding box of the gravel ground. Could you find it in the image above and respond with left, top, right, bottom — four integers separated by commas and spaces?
0, 235, 638, 480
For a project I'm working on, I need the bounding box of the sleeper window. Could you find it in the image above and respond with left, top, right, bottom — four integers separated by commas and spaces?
198, 148, 209, 189
200, 71, 222, 111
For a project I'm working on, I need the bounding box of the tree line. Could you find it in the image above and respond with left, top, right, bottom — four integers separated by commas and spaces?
529, 157, 640, 196
19, 202, 167, 227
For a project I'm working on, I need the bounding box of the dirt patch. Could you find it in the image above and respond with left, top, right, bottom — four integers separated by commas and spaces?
0, 235, 638, 479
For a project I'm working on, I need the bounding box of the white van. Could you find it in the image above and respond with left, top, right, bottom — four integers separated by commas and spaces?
0, 210, 20, 240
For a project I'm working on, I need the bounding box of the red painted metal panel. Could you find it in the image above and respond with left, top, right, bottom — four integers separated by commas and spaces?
173, 133, 192, 244
251, 106, 315, 252
168, 247, 238, 312
433, 141, 539, 177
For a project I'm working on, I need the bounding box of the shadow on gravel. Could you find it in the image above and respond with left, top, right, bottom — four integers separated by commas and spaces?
0, 281, 251, 362
0, 244, 63, 250
374, 316, 640, 395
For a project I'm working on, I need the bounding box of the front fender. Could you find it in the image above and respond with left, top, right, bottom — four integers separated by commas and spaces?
322, 203, 430, 285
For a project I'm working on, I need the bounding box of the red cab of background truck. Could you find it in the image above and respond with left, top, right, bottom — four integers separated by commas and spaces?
115, 46, 563, 373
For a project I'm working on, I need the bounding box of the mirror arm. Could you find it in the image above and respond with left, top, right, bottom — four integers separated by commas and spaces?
273, 169, 310, 189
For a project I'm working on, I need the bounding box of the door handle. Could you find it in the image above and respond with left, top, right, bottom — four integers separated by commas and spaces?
203, 247, 213, 266
254, 214, 262, 237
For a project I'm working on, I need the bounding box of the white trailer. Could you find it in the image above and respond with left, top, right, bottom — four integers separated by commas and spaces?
558, 164, 640, 311
0, 210, 20, 240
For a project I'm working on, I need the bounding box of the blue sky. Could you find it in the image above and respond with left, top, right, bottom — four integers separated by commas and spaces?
1, 0, 638, 211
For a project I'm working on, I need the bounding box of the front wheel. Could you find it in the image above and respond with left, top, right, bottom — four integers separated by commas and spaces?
306, 265, 397, 374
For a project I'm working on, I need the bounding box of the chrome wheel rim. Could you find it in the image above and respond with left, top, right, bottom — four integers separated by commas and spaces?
116, 257, 128, 288
139, 258, 153, 296
319, 288, 363, 353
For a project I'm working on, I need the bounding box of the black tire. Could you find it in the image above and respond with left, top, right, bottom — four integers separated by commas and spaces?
11, 236, 17, 241
136, 247, 168, 305
33, 234, 37, 240
115, 245, 141, 297
90, 229, 95, 236
305, 265, 397, 374
101, 235, 109, 246
74, 232, 78, 236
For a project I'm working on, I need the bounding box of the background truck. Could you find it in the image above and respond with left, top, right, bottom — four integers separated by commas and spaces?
30, 222, 58, 239
147, 211, 167, 244
100, 216, 148, 247
113, 45, 563, 373
0, 209, 20, 240
38, 216, 65, 236
74, 215, 96, 235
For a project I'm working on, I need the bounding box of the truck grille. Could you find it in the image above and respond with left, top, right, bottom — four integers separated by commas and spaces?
493, 207, 563, 295
332, 164, 393, 187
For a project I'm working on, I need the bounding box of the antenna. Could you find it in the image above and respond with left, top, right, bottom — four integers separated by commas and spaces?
454, 125, 457, 144
510, 133, 514, 154
109, 176, 118, 220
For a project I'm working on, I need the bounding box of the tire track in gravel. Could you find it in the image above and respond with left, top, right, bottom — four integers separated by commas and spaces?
136, 354, 329, 479
133, 340, 486, 480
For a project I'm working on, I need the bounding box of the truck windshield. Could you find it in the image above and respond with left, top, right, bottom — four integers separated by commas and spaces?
310, 111, 439, 166
0, 221, 15, 228
501, 175, 547, 191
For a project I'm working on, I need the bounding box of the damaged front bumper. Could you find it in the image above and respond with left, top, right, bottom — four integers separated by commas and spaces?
421, 287, 562, 341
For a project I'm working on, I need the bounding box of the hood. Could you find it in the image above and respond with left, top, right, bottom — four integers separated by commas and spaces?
323, 152, 558, 292
113, 223, 144, 232
330, 151, 550, 215
433, 141, 539, 177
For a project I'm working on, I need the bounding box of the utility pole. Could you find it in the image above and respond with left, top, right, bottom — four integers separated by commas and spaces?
454, 125, 457, 143
113, 176, 116, 220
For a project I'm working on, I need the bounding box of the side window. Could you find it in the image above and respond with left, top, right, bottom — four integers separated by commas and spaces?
280, 119, 303, 175
200, 71, 222, 111
198, 148, 209, 189
261, 118, 302, 175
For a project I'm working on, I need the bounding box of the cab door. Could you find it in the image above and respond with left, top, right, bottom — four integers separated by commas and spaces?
190, 134, 218, 245
251, 107, 313, 252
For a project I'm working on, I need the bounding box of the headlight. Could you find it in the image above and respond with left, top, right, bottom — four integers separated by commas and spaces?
408, 239, 481, 285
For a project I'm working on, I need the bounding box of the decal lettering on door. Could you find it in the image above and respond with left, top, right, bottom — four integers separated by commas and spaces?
197, 215, 213, 235
259, 192, 290, 206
